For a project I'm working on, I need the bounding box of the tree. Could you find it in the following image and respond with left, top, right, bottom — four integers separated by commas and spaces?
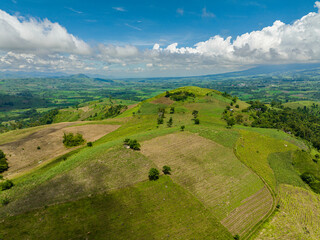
227, 117, 236, 128
129, 139, 141, 150
149, 168, 160, 180
167, 117, 173, 127
0, 150, 8, 173
170, 107, 175, 114
180, 125, 185, 131
162, 165, 171, 175
87, 142, 93, 147
0, 180, 14, 191
192, 110, 199, 119
194, 118, 200, 125
235, 104, 240, 108
63, 133, 85, 147
234, 234, 240, 240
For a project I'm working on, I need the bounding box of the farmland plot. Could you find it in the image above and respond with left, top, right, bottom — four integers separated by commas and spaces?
141, 132, 271, 236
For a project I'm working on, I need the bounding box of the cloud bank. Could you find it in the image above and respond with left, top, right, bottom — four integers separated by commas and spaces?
1, 3, 320, 76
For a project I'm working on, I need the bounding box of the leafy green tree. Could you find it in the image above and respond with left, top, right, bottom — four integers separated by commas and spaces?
227, 117, 236, 128
162, 166, 171, 175
180, 125, 185, 131
235, 104, 240, 108
0, 150, 8, 173
192, 110, 199, 119
87, 142, 93, 147
149, 168, 160, 180
194, 118, 200, 125
167, 117, 173, 127
170, 107, 175, 114
63, 133, 85, 147
129, 139, 141, 150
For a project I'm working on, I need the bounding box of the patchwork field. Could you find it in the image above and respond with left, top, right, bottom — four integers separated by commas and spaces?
141, 132, 270, 236
257, 184, 320, 240
0, 122, 120, 177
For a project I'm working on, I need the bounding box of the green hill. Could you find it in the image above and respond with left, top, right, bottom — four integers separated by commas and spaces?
0, 86, 319, 239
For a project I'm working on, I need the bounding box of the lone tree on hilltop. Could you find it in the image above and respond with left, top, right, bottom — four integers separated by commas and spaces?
149, 168, 160, 181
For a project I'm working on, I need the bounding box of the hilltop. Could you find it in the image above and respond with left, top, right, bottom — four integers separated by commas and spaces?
0, 86, 319, 239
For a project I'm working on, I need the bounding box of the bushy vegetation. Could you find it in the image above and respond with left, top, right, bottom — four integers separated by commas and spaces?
0, 180, 14, 191
165, 90, 195, 101
123, 138, 141, 150
0, 150, 9, 173
148, 168, 160, 180
162, 165, 171, 175
244, 100, 320, 150
63, 133, 85, 147
301, 172, 320, 194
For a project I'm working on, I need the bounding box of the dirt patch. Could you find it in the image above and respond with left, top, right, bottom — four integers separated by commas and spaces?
150, 96, 174, 105
0, 123, 120, 177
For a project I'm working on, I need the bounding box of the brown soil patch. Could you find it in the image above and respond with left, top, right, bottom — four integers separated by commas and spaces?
150, 96, 174, 105
0, 123, 120, 177
221, 185, 273, 236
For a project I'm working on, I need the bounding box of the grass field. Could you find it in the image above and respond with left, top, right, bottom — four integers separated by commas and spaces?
141, 132, 267, 236
257, 184, 320, 240
235, 130, 298, 192
0, 176, 233, 240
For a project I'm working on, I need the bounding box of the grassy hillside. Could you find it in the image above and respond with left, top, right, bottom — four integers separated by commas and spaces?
0, 86, 319, 239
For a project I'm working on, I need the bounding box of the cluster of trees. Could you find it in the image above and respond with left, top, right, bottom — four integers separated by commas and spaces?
63, 133, 85, 147
148, 166, 172, 180
0, 150, 14, 193
165, 91, 195, 101
222, 97, 243, 128
157, 107, 174, 127
192, 110, 200, 124
105, 105, 127, 118
245, 101, 320, 150
0, 108, 59, 133
124, 139, 141, 150
301, 172, 320, 194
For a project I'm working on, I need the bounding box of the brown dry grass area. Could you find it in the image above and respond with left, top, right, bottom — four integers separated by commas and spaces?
221, 185, 273, 236
0, 122, 120, 177
150, 96, 174, 105
141, 132, 263, 222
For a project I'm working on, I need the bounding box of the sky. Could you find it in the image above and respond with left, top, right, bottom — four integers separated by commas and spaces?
0, 0, 320, 77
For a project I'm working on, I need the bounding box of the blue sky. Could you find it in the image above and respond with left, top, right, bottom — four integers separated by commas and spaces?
0, 0, 320, 77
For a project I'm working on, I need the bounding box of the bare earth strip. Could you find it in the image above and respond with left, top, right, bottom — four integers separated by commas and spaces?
150, 96, 174, 105
141, 132, 267, 235
0, 122, 120, 177
221, 185, 273, 236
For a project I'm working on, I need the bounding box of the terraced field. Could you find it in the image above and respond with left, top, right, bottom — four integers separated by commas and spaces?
221, 186, 273, 236
257, 184, 320, 240
141, 132, 270, 236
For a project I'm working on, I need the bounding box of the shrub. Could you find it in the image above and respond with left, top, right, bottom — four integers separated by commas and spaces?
234, 234, 240, 240
180, 125, 185, 131
0, 150, 9, 173
1, 196, 9, 206
167, 117, 173, 127
0, 180, 14, 191
235, 104, 240, 108
301, 172, 316, 184
162, 165, 171, 175
87, 142, 93, 147
149, 168, 160, 181
37, 146, 41, 150
194, 118, 200, 125
63, 133, 85, 147
192, 110, 199, 119
124, 138, 130, 145
170, 107, 175, 114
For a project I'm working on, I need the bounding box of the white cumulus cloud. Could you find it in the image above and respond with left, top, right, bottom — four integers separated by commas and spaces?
0, 10, 91, 54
